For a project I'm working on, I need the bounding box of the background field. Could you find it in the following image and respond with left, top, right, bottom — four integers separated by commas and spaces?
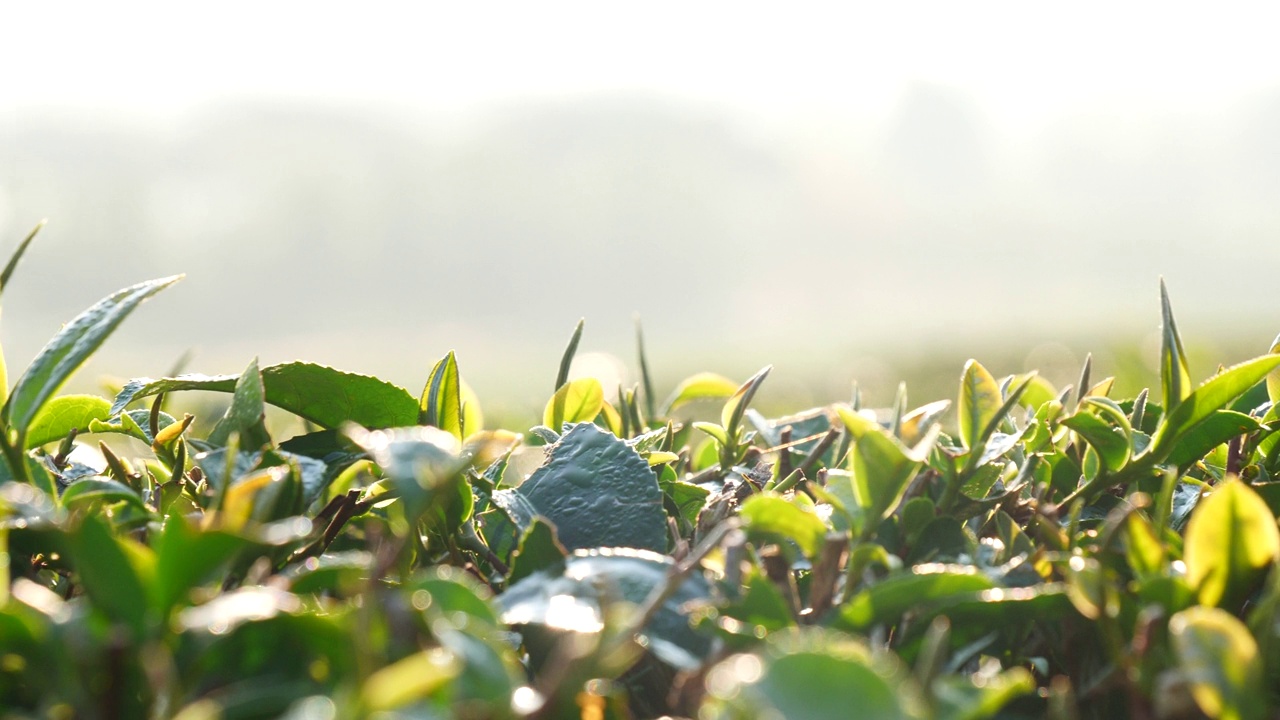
3, 3, 1279, 418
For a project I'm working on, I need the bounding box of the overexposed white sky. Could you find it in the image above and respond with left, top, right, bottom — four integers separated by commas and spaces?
4, 2, 1279, 125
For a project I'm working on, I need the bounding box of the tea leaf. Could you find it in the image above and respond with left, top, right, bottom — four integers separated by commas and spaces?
1149, 355, 1280, 460
663, 372, 739, 415
494, 423, 665, 553
5, 275, 182, 437
207, 358, 269, 450
739, 493, 829, 559
24, 394, 112, 448
419, 351, 463, 440
1160, 278, 1192, 413
722, 366, 772, 435
1170, 606, 1265, 720
958, 359, 1000, 452
1184, 479, 1280, 609
542, 377, 604, 431
112, 361, 418, 429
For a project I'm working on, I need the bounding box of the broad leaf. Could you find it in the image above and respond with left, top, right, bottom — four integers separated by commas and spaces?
1170, 606, 1265, 720
112, 361, 418, 429
493, 423, 665, 553
1184, 479, 1280, 609
25, 394, 112, 448
507, 516, 567, 584
542, 377, 604, 431
206, 357, 269, 449
837, 566, 996, 631
5, 275, 181, 436
702, 630, 916, 720
68, 514, 157, 638
1150, 355, 1280, 460
851, 424, 931, 530
1061, 397, 1132, 471
499, 548, 714, 670
739, 493, 829, 559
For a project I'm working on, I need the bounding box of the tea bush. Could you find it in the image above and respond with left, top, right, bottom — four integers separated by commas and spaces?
3, 221, 1280, 719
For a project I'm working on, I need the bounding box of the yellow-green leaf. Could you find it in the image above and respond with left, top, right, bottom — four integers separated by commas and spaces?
542, 377, 604, 430
1169, 606, 1265, 720
1184, 480, 1280, 609
958, 359, 1000, 452
1160, 279, 1193, 413
661, 372, 738, 415
419, 351, 463, 440
1266, 333, 1280, 405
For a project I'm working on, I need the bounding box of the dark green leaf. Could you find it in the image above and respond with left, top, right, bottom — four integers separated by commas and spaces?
67, 514, 155, 636
1150, 356, 1280, 461
507, 516, 567, 584
493, 423, 666, 553
1166, 410, 1262, 468
112, 361, 418, 430
836, 566, 997, 631
207, 357, 269, 449
499, 548, 714, 670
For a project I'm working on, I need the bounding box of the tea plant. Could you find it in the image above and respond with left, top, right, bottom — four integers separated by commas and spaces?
2, 220, 1280, 719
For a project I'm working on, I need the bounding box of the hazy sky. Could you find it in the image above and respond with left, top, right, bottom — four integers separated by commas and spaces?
5, 2, 1279, 125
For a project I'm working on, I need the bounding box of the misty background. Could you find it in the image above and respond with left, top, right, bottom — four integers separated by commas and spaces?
2, 3, 1279, 416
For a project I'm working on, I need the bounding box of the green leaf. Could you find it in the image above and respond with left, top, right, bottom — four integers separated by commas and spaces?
507, 516, 567, 584
1267, 333, 1280, 405
692, 421, 730, 446
60, 478, 150, 516
67, 514, 156, 637
934, 667, 1036, 720
348, 426, 468, 523
1061, 397, 1133, 472
703, 630, 916, 720
24, 394, 112, 448
88, 408, 176, 445
1169, 606, 1265, 720
1160, 279, 1193, 414
153, 514, 256, 614
112, 361, 418, 429
958, 359, 1000, 452
206, 357, 269, 449
499, 548, 714, 670
494, 423, 665, 553
542, 377, 604, 431
418, 351, 463, 440
722, 366, 771, 435
1150, 355, 1280, 461
1166, 410, 1262, 468
836, 566, 996, 631
5, 275, 182, 437
739, 493, 829, 559
0, 220, 45, 406
662, 372, 739, 415
851, 425, 930, 530
554, 317, 585, 391
1184, 479, 1280, 609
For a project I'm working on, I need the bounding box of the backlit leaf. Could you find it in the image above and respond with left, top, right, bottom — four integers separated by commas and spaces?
25, 394, 112, 448
662, 372, 739, 415
542, 377, 604, 431
5, 275, 182, 437
1184, 479, 1280, 609
1170, 606, 1265, 720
